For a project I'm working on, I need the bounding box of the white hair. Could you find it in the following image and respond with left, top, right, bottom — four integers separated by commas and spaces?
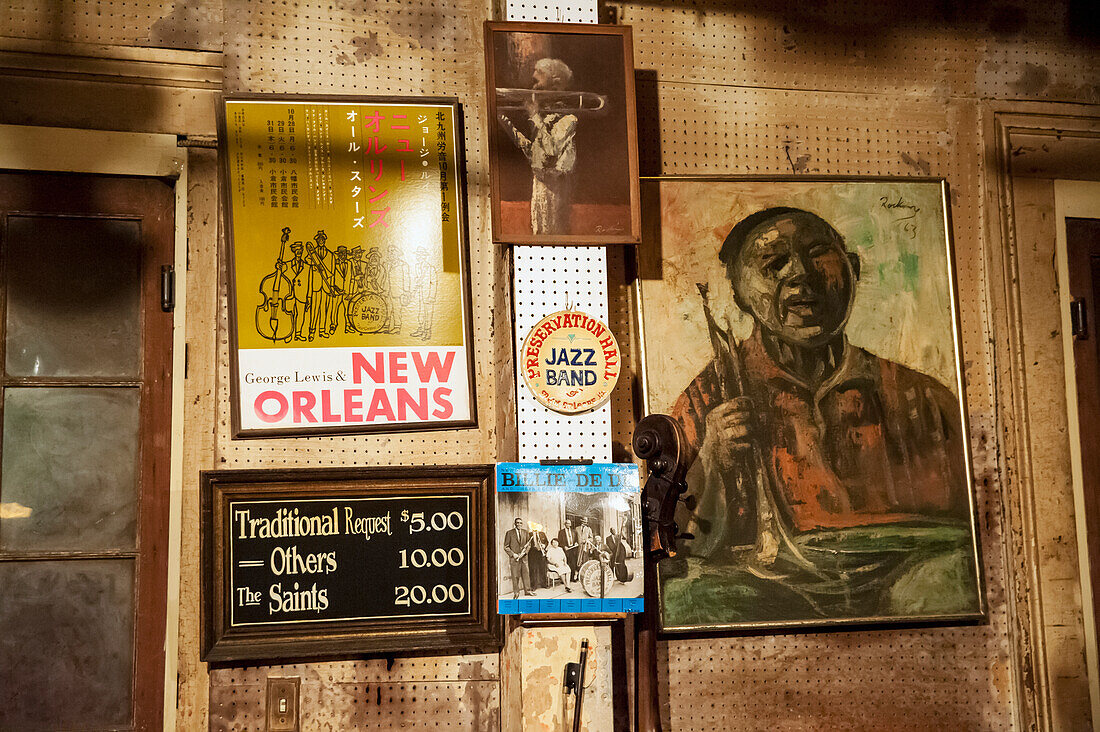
534, 58, 573, 90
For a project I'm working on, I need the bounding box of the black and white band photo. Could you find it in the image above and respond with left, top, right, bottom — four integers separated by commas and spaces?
497, 488, 643, 605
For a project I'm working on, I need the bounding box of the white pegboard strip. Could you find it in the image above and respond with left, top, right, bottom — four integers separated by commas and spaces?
504, 1, 608, 462
513, 246, 610, 462
504, 1, 598, 23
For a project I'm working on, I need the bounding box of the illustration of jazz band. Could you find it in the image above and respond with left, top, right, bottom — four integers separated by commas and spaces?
255, 227, 439, 343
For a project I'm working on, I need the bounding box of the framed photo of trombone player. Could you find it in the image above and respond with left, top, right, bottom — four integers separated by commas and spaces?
218, 94, 477, 438
484, 22, 641, 245
634, 176, 985, 633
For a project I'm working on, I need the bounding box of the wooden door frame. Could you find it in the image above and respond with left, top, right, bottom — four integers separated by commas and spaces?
0, 38, 222, 730
0, 123, 189, 730
1055, 181, 1100, 728
986, 105, 1100, 731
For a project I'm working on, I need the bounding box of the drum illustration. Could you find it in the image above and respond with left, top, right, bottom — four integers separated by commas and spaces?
348, 292, 386, 334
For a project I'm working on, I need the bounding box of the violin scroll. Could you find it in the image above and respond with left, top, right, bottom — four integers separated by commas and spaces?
633, 414, 692, 732
632, 414, 692, 563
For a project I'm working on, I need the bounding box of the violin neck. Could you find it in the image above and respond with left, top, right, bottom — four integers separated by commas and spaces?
635, 562, 663, 732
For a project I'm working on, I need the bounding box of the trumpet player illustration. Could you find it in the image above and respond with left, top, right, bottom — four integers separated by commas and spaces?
410, 247, 438, 341
497, 58, 588, 236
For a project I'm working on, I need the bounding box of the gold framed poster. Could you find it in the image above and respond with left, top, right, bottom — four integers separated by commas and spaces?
635, 176, 985, 633
219, 94, 477, 437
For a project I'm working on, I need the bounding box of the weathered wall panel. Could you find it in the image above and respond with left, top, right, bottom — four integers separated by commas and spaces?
1008, 176, 1093, 726
209, 659, 500, 731
610, 0, 1098, 104
2, 0, 1099, 729
0, 1, 223, 52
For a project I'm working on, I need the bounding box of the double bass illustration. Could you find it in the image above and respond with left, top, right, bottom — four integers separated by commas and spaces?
255, 226, 296, 342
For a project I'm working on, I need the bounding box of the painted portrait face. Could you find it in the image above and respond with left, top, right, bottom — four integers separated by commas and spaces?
514, 518, 524, 530
731, 211, 858, 346
532, 67, 552, 90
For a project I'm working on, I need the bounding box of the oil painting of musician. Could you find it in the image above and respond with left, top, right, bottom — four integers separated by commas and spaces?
637, 177, 984, 632
484, 22, 640, 244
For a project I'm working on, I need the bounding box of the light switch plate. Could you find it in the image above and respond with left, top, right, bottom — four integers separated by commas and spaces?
266, 677, 300, 732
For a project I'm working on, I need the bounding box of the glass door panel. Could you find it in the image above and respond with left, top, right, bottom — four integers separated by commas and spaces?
0, 171, 174, 731
1, 386, 140, 551
4, 215, 142, 379
0, 559, 135, 730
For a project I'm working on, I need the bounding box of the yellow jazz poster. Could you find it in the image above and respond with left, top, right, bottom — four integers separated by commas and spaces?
221, 95, 475, 435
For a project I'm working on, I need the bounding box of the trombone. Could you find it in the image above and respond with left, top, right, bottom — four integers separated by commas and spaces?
495, 87, 608, 114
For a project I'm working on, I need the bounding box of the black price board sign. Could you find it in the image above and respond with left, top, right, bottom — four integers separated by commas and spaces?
201, 466, 498, 662
229, 496, 470, 625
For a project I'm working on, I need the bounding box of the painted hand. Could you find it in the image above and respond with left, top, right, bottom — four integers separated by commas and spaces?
701, 397, 758, 469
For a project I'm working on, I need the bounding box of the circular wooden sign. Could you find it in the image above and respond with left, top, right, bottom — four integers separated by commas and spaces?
520, 310, 621, 414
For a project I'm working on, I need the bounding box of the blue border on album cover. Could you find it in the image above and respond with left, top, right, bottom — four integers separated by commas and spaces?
498, 598, 644, 615
496, 462, 641, 493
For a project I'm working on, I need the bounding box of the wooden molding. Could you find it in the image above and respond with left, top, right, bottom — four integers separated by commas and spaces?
987, 104, 1100, 732
0, 37, 221, 89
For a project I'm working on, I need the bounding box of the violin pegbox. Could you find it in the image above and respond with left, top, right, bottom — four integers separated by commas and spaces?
631, 414, 692, 563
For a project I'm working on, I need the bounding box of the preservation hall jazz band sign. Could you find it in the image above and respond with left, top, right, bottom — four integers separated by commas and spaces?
219, 94, 476, 436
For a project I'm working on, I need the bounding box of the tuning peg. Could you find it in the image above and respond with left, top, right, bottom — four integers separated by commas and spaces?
632, 430, 658, 459
680, 494, 697, 510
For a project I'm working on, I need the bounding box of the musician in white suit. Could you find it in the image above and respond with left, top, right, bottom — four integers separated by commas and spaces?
497, 57, 578, 235
575, 516, 596, 565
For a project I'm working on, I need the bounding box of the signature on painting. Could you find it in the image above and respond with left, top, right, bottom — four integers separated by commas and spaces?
880, 195, 920, 239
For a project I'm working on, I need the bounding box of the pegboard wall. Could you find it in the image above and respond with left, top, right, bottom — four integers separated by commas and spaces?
513, 247, 612, 461
212, 1, 505, 730
608, 2, 1020, 729
208, 657, 499, 731
504, 0, 598, 24
3, 1, 1098, 730
506, 0, 613, 463
0, 0, 223, 52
